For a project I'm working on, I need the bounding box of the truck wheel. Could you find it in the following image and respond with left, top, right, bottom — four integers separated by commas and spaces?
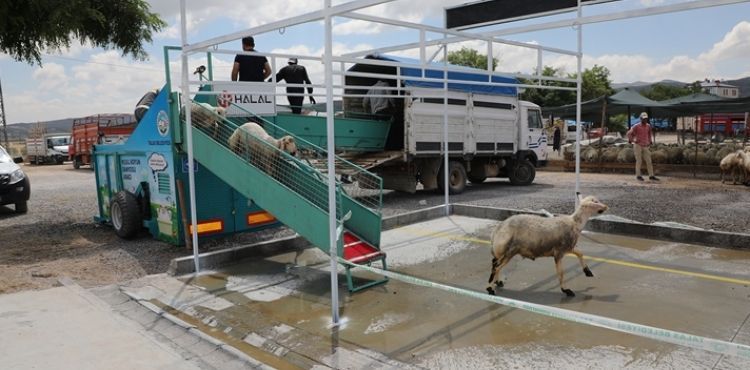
73, 157, 81, 169
15, 201, 28, 214
468, 172, 487, 184
509, 159, 535, 186
437, 161, 467, 194
111, 191, 142, 239
56, 156, 65, 165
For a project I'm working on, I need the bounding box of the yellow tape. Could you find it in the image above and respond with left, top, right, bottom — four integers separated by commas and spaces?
398, 226, 750, 286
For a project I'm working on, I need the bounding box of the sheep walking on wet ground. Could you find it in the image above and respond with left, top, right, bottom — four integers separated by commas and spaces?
486, 195, 609, 297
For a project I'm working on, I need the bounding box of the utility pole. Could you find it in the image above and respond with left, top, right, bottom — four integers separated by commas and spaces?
0, 78, 9, 148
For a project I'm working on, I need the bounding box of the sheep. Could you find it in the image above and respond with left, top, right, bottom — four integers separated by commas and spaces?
738, 150, 750, 186
227, 121, 297, 179
486, 195, 609, 297
719, 151, 744, 184
181, 102, 226, 138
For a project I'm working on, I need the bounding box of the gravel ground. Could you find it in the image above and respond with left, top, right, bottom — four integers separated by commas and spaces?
1, 163, 748, 294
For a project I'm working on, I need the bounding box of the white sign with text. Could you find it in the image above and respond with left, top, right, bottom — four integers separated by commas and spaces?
214, 82, 276, 117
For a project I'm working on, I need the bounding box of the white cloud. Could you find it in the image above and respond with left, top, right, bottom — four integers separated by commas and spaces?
32, 63, 68, 91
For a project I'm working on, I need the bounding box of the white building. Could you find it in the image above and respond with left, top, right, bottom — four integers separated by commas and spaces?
700, 80, 740, 99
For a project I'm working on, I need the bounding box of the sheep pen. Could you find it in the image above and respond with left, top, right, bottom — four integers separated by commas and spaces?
486, 195, 609, 297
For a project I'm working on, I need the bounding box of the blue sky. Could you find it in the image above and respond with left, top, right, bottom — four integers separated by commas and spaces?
1, 0, 749, 123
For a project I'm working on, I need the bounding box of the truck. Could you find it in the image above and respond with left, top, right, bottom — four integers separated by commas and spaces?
266, 55, 548, 194
25, 133, 70, 165
69, 114, 137, 169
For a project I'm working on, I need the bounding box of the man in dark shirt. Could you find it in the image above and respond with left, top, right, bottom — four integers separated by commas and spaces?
272, 58, 315, 114
231, 36, 271, 82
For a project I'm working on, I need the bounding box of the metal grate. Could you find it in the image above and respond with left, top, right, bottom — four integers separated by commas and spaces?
180, 99, 383, 219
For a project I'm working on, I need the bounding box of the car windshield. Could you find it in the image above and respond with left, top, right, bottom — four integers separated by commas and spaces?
0, 146, 11, 163
49, 137, 69, 146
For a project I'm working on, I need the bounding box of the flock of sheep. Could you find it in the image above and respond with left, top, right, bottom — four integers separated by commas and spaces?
562, 137, 750, 184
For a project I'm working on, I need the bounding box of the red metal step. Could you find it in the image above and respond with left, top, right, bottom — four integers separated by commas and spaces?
343, 231, 385, 264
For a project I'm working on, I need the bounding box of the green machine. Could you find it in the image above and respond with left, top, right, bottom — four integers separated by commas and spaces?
93, 47, 389, 291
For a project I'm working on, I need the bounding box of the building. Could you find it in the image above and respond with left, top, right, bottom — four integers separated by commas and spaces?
700, 79, 740, 99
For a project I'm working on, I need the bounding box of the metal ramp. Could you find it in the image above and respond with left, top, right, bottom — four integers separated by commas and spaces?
184, 101, 387, 292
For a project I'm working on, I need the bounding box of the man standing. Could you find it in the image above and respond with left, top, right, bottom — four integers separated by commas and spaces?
272, 58, 315, 114
231, 37, 271, 82
627, 112, 659, 181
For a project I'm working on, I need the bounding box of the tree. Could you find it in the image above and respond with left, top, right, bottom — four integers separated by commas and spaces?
579, 65, 614, 101
520, 65, 614, 108
0, 0, 166, 65
641, 83, 694, 101
447, 47, 498, 71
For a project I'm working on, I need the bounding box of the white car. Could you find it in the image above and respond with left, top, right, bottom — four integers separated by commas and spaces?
0, 145, 30, 213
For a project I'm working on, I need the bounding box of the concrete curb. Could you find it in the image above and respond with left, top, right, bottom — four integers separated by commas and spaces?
451, 204, 750, 250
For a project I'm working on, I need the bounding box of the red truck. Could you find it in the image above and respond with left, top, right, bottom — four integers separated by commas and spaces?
69, 114, 137, 169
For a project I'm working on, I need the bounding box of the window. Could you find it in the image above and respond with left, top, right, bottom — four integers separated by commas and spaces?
527, 109, 543, 129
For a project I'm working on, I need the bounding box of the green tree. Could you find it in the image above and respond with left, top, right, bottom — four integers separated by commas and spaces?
519, 66, 574, 107
579, 65, 614, 101
641, 83, 694, 101
447, 47, 498, 71
0, 0, 166, 65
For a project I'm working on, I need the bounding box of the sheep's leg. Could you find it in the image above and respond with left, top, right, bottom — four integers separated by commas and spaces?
555, 256, 575, 297
569, 249, 594, 277
486, 255, 512, 295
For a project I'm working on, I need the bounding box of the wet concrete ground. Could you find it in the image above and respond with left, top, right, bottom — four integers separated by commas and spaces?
122, 216, 750, 369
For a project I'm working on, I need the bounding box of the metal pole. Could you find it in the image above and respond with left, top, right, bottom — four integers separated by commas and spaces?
443, 40, 450, 215
324, 0, 340, 326
0, 78, 9, 148
180, 0, 201, 273
574, 0, 583, 206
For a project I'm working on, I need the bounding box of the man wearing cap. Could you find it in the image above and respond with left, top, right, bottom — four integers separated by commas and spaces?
271, 58, 315, 114
231, 36, 272, 82
627, 112, 659, 181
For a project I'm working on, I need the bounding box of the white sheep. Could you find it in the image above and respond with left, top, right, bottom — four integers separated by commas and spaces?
719, 151, 743, 185
738, 150, 750, 186
227, 121, 297, 178
182, 102, 226, 137
486, 195, 609, 297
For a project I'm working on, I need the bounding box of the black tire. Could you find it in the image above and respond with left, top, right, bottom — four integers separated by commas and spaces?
437, 161, 467, 194
56, 156, 65, 165
73, 157, 81, 169
111, 191, 142, 239
15, 201, 28, 214
509, 159, 536, 186
468, 172, 487, 184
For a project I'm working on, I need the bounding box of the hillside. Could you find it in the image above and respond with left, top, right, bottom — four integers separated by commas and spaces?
613, 77, 750, 97
3, 114, 133, 140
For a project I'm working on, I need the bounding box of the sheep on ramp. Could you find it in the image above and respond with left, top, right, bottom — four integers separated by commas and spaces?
227, 121, 297, 179
181, 102, 226, 138
486, 195, 609, 297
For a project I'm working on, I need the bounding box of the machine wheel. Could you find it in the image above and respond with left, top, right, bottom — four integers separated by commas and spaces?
15, 201, 28, 214
111, 191, 142, 239
73, 157, 81, 169
56, 156, 65, 165
508, 159, 536, 186
437, 161, 467, 194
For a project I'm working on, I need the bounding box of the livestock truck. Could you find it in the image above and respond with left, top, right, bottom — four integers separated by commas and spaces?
69, 114, 137, 169
264, 55, 548, 194
25, 133, 70, 165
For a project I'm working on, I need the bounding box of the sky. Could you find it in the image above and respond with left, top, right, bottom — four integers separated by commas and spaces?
1, 0, 749, 123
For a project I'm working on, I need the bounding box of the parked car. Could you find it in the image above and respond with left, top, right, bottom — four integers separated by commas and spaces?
0, 145, 30, 213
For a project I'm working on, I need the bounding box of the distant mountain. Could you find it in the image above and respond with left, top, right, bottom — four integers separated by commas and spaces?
3, 114, 134, 140
612, 77, 750, 97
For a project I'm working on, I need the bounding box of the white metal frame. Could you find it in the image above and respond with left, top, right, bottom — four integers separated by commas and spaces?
178, 0, 750, 327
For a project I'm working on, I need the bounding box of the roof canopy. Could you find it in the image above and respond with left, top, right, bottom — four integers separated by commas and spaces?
542, 89, 750, 119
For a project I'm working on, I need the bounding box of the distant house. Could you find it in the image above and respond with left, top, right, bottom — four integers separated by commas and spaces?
700, 79, 740, 99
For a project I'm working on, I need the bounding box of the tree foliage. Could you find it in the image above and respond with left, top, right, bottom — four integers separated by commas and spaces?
520, 65, 614, 107
641, 81, 707, 101
447, 47, 498, 71
0, 0, 166, 65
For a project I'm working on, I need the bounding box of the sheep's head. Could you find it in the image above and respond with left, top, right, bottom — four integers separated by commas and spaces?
578, 195, 609, 216
278, 136, 297, 157
214, 106, 227, 119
